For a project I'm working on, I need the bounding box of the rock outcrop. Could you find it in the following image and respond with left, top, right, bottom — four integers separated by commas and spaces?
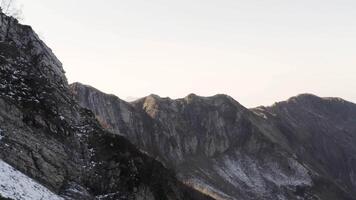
0, 10, 213, 200
71, 84, 356, 200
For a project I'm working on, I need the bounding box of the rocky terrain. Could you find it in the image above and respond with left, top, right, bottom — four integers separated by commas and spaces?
1, 7, 356, 200
71, 83, 356, 200
0, 10, 213, 200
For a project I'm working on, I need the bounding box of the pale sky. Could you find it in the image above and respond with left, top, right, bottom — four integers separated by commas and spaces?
15, 0, 356, 107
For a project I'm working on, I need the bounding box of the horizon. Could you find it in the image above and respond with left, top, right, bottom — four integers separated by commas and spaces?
15, 0, 356, 107
71, 82, 354, 108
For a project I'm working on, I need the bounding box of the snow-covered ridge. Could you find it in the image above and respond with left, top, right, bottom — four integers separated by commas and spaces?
0, 160, 64, 200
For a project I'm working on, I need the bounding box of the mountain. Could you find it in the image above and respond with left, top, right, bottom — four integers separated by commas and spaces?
71, 84, 356, 200
254, 94, 356, 196
2, 8, 356, 200
0, 10, 213, 200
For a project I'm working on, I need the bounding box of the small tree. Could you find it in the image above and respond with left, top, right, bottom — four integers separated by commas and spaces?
0, 0, 23, 20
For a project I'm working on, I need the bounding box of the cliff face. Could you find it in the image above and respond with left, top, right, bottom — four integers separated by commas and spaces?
70, 84, 249, 167
254, 94, 356, 197
71, 84, 356, 200
0, 11, 213, 200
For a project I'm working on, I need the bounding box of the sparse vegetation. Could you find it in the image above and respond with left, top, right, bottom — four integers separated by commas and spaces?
0, 0, 22, 20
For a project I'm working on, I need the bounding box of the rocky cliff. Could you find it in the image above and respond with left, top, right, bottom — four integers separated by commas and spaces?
254, 94, 356, 197
0, 10, 213, 200
71, 83, 356, 200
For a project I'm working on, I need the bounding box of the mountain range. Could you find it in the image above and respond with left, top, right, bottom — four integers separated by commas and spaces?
70, 83, 356, 200
1, 10, 356, 200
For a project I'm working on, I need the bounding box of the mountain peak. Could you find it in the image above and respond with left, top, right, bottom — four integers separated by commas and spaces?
286, 93, 320, 102
282, 93, 350, 107
146, 93, 162, 100
294, 93, 319, 98
0, 11, 66, 85
182, 93, 242, 106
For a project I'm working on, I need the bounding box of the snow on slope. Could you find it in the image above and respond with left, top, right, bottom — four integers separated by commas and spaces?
0, 160, 64, 200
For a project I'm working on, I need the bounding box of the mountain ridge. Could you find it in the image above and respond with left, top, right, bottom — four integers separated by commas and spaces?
0, 10, 214, 200
1, 8, 356, 200
71, 82, 356, 200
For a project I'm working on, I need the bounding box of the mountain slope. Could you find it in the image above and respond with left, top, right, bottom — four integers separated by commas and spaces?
0, 10, 213, 200
0, 160, 63, 200
71, 84, 356, 200
253, 94, 356, 197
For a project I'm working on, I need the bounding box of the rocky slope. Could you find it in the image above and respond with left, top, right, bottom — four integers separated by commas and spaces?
0, 10, 213, 200
71, 83, 356, 200
0, 160, 64, 200
254, 94, 356, 197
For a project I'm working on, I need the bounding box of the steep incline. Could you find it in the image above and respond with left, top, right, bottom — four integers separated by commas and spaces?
71, 84, 355, 200
0, 160, 64, 200
70, 84, 249, 167
0, 10, 213, 200
254, 94, 356, 197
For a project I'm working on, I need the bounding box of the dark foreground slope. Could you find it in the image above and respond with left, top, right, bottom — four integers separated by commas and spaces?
71, 83, 356, 200
0, 11, 213, 200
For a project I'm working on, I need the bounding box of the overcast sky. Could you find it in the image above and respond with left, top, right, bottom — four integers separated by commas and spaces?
15, 0, 356, 107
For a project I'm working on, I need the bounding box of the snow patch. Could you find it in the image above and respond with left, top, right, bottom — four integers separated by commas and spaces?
0, 160, 64, 200
213, 152, 312, 197
215, 155, 266, 194
261, 158, 312, 187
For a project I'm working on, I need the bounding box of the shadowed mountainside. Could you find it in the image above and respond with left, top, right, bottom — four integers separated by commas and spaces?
0, 10, 214, 200
71, 83, 356, 200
